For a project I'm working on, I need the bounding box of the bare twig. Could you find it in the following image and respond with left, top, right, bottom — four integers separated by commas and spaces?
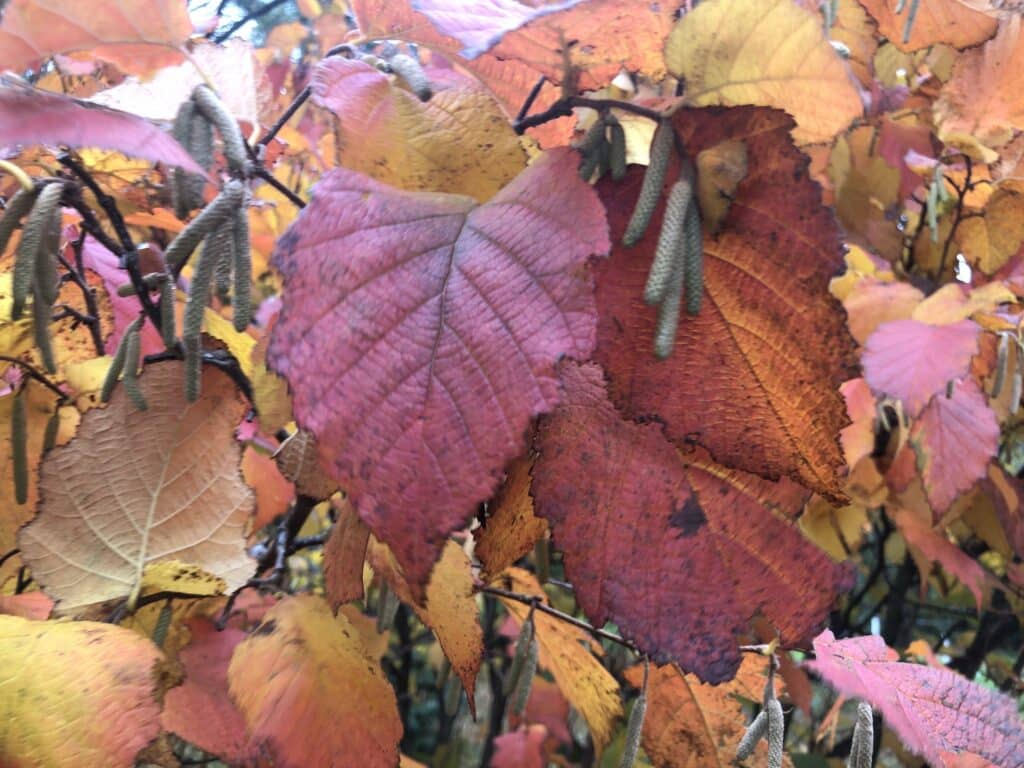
0, 355, 68, 401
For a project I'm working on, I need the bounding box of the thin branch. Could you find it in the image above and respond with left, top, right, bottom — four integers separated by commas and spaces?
514, 75, 548, 123
0, 549, 20, 570
59, 235, 106, 355
212, 0, 292, 43
259, 86, 312, 148
251, 165, 306, 208
58, 153, 134, 254
0, 355, 68, 401
513, 94, 666, 135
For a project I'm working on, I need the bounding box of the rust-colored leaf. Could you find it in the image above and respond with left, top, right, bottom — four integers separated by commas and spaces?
594, 106, 856, 498
19, 363, 254, 612
858, 0, 997, 52
533, 362, 850, 683
242, 446, 296, 531
323, 498, 372, 608
0, 615, 164, 767
228, 594, 403, 768
268, 148, 609, 591
808, 630, 1024, 768
474, 457, 548, 581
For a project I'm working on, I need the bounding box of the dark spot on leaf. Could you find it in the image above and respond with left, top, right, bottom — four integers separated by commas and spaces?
669, 495, 706, 537
253, 619, 277, 636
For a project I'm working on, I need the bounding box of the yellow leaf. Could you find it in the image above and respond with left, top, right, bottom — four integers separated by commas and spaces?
203, 307, 255, 378
665, 0, 862, 144
140, 560, 227, 598
799, 497, 868, 561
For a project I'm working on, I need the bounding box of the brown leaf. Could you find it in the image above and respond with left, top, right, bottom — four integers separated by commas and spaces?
324, 497, 372, 608
475, 457, 548, 581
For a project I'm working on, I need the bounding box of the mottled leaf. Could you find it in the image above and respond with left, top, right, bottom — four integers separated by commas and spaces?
474, 457, 547, 581
268, 148, 609, 591
594, 106, 856, 498
19, 363, 253, 611
665, 0, 862, 143
862, 319, 980, 418
807, 630, 1024, 768
228, 594, 403, 768
0, 84, 205, 174
0, 615, 163, 767
858, 0, 997, 52
533, 362, 850, 683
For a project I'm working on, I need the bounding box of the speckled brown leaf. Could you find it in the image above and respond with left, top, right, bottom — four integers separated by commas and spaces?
18, 363, 253, 612
324, 498, 371, 608
593, 106, 856, 498
474, 457, 547, 581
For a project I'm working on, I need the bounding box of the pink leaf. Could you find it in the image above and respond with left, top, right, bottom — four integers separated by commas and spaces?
807, 631, 1024, 767
268, 148, 609, 591
0, 83, 205, 175
862, 319, 980, 417
311, 56, 391, 114
910, 380, 1000, 513
491, 725, 548, 768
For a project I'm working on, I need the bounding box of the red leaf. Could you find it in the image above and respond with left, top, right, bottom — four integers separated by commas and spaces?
491, 725, 548, 768
0, 83, 206, 175
268, 148, 609, 590
807, 630, 1024, 768
532, 361, 851, 683
909, 380, 1000, 513
161, 618, 265, 767
593, 106, 856, 498
862, 319, 980, 417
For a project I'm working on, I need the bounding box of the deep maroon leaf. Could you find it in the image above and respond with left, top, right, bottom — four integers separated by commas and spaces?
0, 83, 205, 174
532, 361, 851, 683
268, 148, 609, 590
807, 631, 1024, 768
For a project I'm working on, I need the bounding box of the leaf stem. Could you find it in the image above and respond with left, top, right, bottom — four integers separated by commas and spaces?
0, 355, 68, 401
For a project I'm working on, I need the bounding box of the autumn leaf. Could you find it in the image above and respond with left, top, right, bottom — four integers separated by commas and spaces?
0, 0, 192, 75
268, 148, 609, 591
323, 498, 372, 608
310, 56, 526, 199
491, 724, 549, 768
594, 106, 856, 498
0, 83, 205, 175
622, 656, 792, 768
807, 630, 1024, 768
665, 0, 862, 144
497, 567, 623, 752
842, 279, 925, 344
955, 189, 1024, 274
242, 446, 295, 531
533, 362, 851, 683
0, 614, 164, 767
18, 363, 253, 611
474, 456, 548, 581
862, 319, 981, 418
228, 594, 403, 768
162, 617, 265, 767
0, 591, 53, 620
858, 0, 997, 52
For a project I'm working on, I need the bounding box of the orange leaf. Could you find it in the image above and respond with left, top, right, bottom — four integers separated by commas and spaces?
474, 457, 547, 581
323, 498, 371, 608
858, 0, 996, 52
242, 446, 296, 532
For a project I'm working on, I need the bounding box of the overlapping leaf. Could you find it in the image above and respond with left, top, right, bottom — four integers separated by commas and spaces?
18, 363, 253, 611
807, 630, 1024, 768
268, 148, 609, 590
323, 498, 372, 608
593, 106, 856, 498
227, 594, 403, 768
474, 457, 547, 581
0, 615, 164, 767
533, 362, 851, 683
858, 0, 997, 52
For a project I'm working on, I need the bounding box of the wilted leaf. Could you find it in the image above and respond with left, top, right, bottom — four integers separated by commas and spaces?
497, 567, 622, 751
862, 319, 980, 417
534, 362, 850, 683
807, 630, 1024, 768
323, 497, 371, 608
0, 83, 205, 174
0, 615, 164, 767
910, 380, 1000, 513
858, 0, 997, 52
268, 148, 609, 591
474, 457, 547, 581
665, 0, 862, 143
228, 594, 403, 768
367, 539, 483, 709
274, 429, 337, 500
162, 617, 264, 766
594, 107, 855, 498
622, 655, 791, 768
311, 57, 526, 199
0, 0, 192, 74
19, 363, 254, 611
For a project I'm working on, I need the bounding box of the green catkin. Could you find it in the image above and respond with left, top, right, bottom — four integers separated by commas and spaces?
232, 200, 251, 332
927, 177, 939, 243
163, 180, 245, 271
504, 614, 536, 696
13, 182, 62, 320
578, 150, 602, 182
683, 202, 704, 315
32, 186, 62, 307
534, 538, 550, 584
387, 53, 433, 101
597, 137, 612, 180
116, 272, 166, 297
11, 390, 27, 505
184, 222, 228, 342
122, 327, 147, 411
376, 585, 400, 633
653, 259, 684, 359
1012, 370, 1022, 415
645, 179, 692, 305
619, 664, 648, 768
577, 118, 608, 182
766, 698, 784, 768
31, 283, 55, 373
191, 85, 247, 175
993, 334, 1010, 398
0, 186, 40, 257
101, 324, 133, 403
443, 675, 462, 716
42, 407, 59, 453
623, 120, 674, 246
184, 334, 203, 402
172, 100, 213, 218
736, 709, 768, 760
160, 278, 177, 349
152, 600, 174, 649
214, 238, 233, 299
847, 701, 874, 768
510, 633, 538, 717
608, 116, 627, 181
